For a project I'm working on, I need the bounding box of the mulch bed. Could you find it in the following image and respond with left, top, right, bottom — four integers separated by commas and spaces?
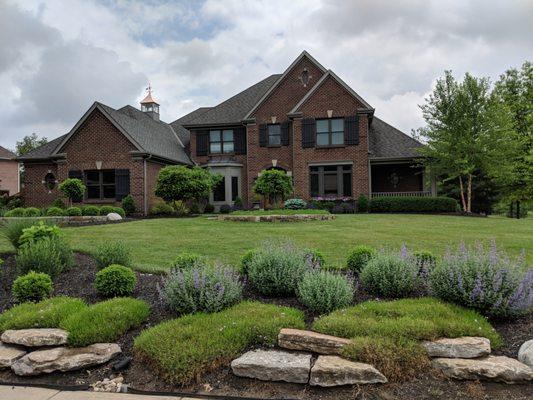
0, 252, 531, 400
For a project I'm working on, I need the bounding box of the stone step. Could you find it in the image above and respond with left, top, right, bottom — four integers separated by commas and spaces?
518, 339, 533, 368
11, 343, 121, 376
278, 328, 352, 355
422, 336, 490, 359
310, 355, 387, 387
0, 342, 26, 368
231, 349, 312, 384
432, 355, 532, 384
1, 329, 68, 347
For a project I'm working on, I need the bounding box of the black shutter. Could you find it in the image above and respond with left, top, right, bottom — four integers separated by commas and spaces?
196, 131, 209, 156
68, 170, 82, 180
234, 127, 247, 155
259, 124, 267, 147
281, 121, 290, 146
302, 118, 316, 148
115, 169, 130, 201
345, 115, 360, 145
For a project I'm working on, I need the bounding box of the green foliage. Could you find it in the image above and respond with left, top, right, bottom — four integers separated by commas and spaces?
94, 265, 137, 298
504, 201, 529, 219
93, 241, 132, 269
99, 205, 116, 216
155, 166, 220, 203
219, 204, 231, 214
134, 301, 305, 384
172, 252, 201, 270
16, 236, 73, 278
240, 249, 255, 274
252, 169, 293, 206
357, 194, 369, 213
60, 297, 149, 347
113, 207, 126, 218
58, 178, 85, 204
346, 245, 376, 272
233, 197, 243, 210
284, 198, 306, 210
23, 207, 41, 217
313, 298, 501, 381
297, 271, 353, 314
66, 206, 82, 216
360, 252, 419, 298
150, 202, 174, 216
413, 250, 437, 268
369, 196, 458, 213
4, 207, 25, 217
171, 200, 189, 216
16, 133, 48, 156
204, 203, 215, 213
12, 271, 53, 303
1, 219, 43, 248
304, 248, 325, 269
161, 264, 242, 314
51, 198, 66, 209
18, 221, 61, 246
0, 297, 87, 332
247, 239, 310, 296
81, 205, 100, 216
45, 207, 65, 216
121, 194, 136, 216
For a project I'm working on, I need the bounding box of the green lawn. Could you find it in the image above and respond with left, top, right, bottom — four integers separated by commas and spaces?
1, 214, 531, 273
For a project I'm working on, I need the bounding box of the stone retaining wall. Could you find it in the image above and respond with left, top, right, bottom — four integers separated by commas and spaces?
218, 214, 336, 222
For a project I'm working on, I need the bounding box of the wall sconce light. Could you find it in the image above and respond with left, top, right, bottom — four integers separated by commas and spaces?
95, 161, 102, 170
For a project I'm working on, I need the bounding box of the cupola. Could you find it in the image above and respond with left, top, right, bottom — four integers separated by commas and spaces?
140, 84, 160, 121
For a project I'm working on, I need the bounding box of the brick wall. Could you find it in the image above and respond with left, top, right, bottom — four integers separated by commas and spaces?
0, 160, 19, 195
21, 163, 58, 207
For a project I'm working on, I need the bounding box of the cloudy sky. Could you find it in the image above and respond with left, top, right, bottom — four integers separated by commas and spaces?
1, 0, 532, 150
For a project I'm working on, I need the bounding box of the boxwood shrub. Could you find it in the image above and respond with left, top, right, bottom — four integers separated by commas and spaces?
99, 205, 116, 216
12, 271, 53, 303
346, 245, 376, 272
81, 205, 100, 216
4, 207, 25, 217
23, 207, 41, 217
66, 206, 82, 216
94, 264, 137, 298
369, 196, 458, 213
45, 207, 65, 216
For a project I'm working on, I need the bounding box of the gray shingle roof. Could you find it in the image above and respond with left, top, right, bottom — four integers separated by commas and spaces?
0, 146, 16, 160
369, 116, 423, 159
182, 74, 282, 126
170, 107, 213, 146
17, 135, 67, 160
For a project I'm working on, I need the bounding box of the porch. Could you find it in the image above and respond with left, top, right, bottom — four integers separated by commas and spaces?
370, 159, 436, 198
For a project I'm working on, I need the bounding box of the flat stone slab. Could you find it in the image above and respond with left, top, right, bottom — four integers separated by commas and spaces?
231, 349, 312, 383
310, 355, 387, 386
422, 336, 490, 359
11, 343, 121, 376
518, 339, 533, 368
0, 342, 27, 368
1, 329, 68, 347
432, 355, 532, 383
278, 328, 352, 355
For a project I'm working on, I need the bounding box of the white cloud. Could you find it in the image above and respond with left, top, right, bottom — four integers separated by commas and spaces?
0, 0, 532, 149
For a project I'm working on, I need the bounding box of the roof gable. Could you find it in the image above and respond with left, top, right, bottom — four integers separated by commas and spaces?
369, 117, 423, 159
0, 146, 16, 160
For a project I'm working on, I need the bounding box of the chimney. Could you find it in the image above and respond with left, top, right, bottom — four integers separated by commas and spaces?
140, 84, 160, 121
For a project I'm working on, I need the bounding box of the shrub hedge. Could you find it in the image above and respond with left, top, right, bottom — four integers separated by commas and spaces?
134, 301, 305, 384
81, 205, 100, 216
60, 297, 150, 346
368, 196, 458, 213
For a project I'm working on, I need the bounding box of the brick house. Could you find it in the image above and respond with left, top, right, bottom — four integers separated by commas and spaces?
0, 146, 19, 196
19, 51, 433, 214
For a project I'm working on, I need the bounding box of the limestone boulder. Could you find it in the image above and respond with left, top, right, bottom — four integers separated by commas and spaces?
0, 342, 26, 368
1, 329, 68, 347
422, 336, 490, 359
11, 343, 121, 376
310, 356, 387, 386
518, 339, 533, 368
106, 213, 122, 221
231, 349, 311, 383
432, 355, 532, 384
278, 328, 352, 355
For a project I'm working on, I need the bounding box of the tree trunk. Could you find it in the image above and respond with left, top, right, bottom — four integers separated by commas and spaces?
517, 200, 520, 220
466, 174, 472, 214
458, 176, 467, 212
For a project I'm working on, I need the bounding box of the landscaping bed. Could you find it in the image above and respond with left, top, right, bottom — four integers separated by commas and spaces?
0, 252, 531, 400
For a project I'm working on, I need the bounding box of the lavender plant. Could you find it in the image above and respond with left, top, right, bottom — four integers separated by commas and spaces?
430, 241, 532, 318
159, 264, 242, 315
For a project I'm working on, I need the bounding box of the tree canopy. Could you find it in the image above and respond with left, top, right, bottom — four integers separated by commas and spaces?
16, 133, 48, 156
253, 169, 293, 207
155, 166, 220, 203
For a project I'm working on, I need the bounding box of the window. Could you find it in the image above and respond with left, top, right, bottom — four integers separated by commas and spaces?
43, 173, 56, 190
213, 177, 226, 202
85, 170, 116, 200
209, 130, 234, 154
267, 124, 281, 146
316, 118, 344, 146
231, 176, 239, 201
310, 165, 352, 197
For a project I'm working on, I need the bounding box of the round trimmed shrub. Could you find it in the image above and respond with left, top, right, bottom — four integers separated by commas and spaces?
99, 205, 116, 216
81, 205, 100, 216
5, 207, 25, 217
66, 206, 82, 216
121, 195, 136, 216
23, 207, 41, 217
284, 198, 307, 210
247, 240, 310, 296
94, 264, 137, 298
172, 252, 201, 270
347, 245, 376, 272
12, 271, 53, 303
297, 271, 353, 314
45, 207, 65, 216
113, 207, 126, 218
16, 236, 74, 278
93, 241, 132, 269
161, 265, 242, 314
360, 252, 419, 298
